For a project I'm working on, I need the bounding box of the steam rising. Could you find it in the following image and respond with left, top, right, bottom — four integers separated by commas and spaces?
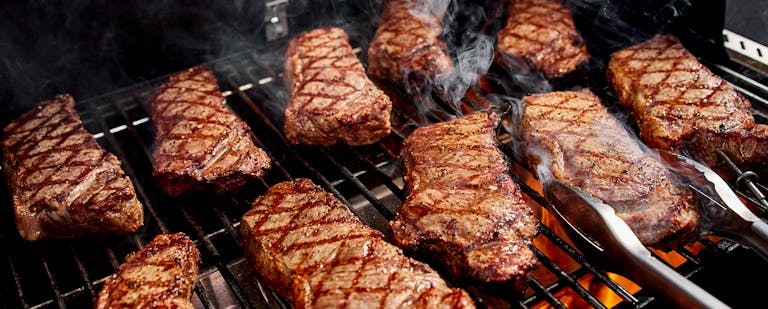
444, 1, 495, 111
450, 31, 494, 111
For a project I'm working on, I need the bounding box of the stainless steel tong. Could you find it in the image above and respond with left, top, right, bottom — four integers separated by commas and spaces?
544, 180, 730, 309
656, 149, 768, 261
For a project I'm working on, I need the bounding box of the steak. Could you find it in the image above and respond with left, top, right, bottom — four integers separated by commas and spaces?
240, 178, 475, 308
367, 0, 455, 90
284, 27, 392, 146
95, 233, 200, 309
391, 111, 538, 289
496, 0, 590, 78
150, 65, 271, 196
519, 90, 699, 249
607, 34, 768, 166
1, 94, 143, 241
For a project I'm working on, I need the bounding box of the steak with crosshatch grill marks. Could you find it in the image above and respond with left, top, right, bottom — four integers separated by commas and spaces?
284, 27, 392, 146
367, 0, 455, 89
1, 94, 143, 241
607, 34, 768, 166
519, 90, 699, 250
150, 66, 271, 196
240, 178, 475, 308
391, 112, 538, 289
496, 0, 590, 78
95, 233, 200, 309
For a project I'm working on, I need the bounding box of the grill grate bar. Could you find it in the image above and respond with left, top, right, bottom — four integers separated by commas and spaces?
530, 245, 608, 309
347, 147, 407, 201
194, 285, 215, 309
1, 234, 28, 308
537, 225, 640, 304
210, 203, 245, 249
525, 276, 568, 309
68, 244, 96, 299
174, 202, 253, 309
316, 148, 396, 220
34, 245, 66, 308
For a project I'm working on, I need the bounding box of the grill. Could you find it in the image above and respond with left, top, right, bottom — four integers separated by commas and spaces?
2, 1, 768, 308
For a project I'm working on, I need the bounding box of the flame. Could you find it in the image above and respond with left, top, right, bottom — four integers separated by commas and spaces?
530, 272, 642, 309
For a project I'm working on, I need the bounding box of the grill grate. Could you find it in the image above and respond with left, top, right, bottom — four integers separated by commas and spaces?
2, 16, 768, 309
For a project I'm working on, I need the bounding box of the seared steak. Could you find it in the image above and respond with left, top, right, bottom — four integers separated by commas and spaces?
284, 27, 392, 146
150, 66, 271, 196
391, 112, 537, 288
240, 178, 475, 308
367, 0, 455, 89
1, 94, 143, 241
607, 34, 768, 165
519, 90, 699, 249
95, 233, 200, 309
496, 0, 590, 78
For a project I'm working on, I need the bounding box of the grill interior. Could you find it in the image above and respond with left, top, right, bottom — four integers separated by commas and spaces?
3, 1, 768, 308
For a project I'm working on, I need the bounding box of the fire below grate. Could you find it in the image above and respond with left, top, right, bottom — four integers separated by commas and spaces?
2, 15, 768, 309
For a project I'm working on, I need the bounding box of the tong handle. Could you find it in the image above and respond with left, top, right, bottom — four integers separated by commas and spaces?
616, 246, 730, 309
545, 180, 730, 308
732, 220, 768, 261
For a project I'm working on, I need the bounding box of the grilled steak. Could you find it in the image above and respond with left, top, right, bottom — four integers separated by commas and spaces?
607, 34, 768, 165
95, 233, 200, 309
496, 0, 590, 78
519, 90, 699, 249
284, 27, 392, 146
1, 94, 143, 241
150, 66, 271, 196
240, 178, 475, 308
391, 112, 538, 288
367, 0, 455, 90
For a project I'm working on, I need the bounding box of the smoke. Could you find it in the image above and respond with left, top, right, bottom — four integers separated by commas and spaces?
449, 31, 494, 112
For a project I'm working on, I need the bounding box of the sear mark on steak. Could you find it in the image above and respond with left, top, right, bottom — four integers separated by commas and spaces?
496, 0, 590, 78
607, 34, 768, 166
391, 111, 538, 289
519, 90, 700, 250
240, 178, 475, 308
95, 233, 200, 309
284, 27, 392, 146
1, 94, 144, 241
367, 0, 455, 92
150, 65, 271, 196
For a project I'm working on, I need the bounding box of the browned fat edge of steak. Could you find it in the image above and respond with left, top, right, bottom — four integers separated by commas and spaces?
284, 27, 392, 146
520, 90, 699, 250
1, 94, 144, 241
607, 34, 768, 166
367, 0, 455, 89
95, 233, 200, 309
150, 65, 271, 196
391, 112, 538, 289
496, 0, 590, 78
240, 178, 475, 308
